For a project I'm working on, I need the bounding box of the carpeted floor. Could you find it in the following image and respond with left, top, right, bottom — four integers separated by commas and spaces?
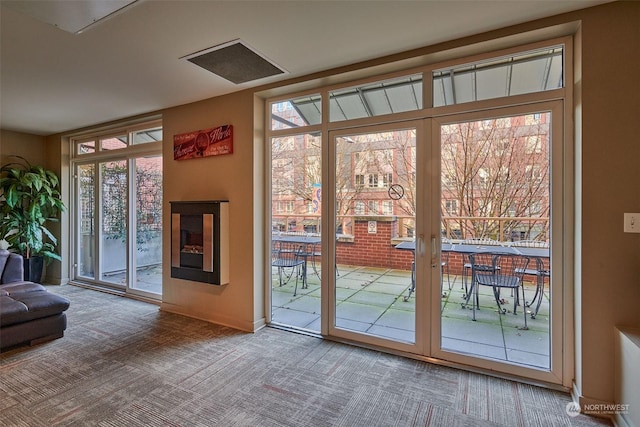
0, 285, 611, 426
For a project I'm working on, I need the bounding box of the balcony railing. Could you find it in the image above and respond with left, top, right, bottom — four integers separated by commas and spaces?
272, 214, 549, 242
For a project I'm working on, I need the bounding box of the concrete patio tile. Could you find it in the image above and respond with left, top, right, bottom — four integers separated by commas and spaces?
306, 287, 322, 298
375, 273, 413, 286
374, 308, 415, 331
336, 264, 360, 272
271, 289, 298, 306
344, 290, 399, 307
272, 307, 320, 329
341, 270, 387, 283
284, 294, 321, 314
271, 277, 301, 293
364, 281, 409, 295
335, 317, 371, 332
271, 264, 551, 367
391, 298, 415, 312
506, 348, 550, 369
441, 337, 507, 361
500, 310, 547, 332
367, 324, 415, 343
443, 304, 504, 323
503, 326, 550, 355
441, 316, 505, 347
336, 301, 386, 324
336, 286, 360, 301
305, 316, 321, 332
336, 277, 370, 289
383, 269, 413, 277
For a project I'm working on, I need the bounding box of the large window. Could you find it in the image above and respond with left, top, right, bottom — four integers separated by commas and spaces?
72, 120, 163, 299
267, 39, 569, 387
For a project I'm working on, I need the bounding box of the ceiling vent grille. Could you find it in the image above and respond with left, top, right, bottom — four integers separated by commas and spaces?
183, 40, 286, 84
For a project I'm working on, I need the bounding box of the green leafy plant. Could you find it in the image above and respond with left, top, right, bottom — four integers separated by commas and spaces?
0, 156, 66, 262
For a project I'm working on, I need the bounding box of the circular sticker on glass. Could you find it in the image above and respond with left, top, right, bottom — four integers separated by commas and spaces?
388, 184, 404, 200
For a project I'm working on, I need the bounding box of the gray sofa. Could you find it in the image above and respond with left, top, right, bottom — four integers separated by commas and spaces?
0, 249, 70, 351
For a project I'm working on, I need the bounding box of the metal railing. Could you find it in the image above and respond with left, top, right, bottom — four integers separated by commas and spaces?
272, 214, 548, 242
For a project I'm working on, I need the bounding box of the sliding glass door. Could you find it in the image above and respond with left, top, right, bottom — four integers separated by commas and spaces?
72, 122, 163, 299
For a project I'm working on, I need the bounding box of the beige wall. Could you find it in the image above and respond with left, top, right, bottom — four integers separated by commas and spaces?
0, 129, 46, 166
160, 90, 263, 332
0, 130, 67, 282
2, 0, 638, 410
576, 1, 640, 407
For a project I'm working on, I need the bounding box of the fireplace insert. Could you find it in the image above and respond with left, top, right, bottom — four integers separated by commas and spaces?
170, 201, 229, 285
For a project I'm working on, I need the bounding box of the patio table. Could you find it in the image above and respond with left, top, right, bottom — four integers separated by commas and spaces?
272, 234, 321, 245
394, 241, 549, 306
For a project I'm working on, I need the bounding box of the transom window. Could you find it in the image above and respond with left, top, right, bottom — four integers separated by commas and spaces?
75, 123, 162, 156
433, 46, 563, 106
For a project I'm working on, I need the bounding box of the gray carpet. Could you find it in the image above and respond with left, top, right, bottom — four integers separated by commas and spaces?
0, 285, 611, 427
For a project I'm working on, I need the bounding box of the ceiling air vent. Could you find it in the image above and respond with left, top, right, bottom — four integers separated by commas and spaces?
183, 40, 287, 84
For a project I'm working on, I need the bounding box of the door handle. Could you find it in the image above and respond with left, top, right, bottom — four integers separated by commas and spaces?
431, 235, 438, 268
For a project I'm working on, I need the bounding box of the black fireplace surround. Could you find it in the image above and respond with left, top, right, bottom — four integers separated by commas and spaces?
170, 201, 229, 285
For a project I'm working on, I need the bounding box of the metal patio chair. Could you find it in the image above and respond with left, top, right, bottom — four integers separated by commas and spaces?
271, 240, 306, 296
467, 253, 531, 329
511, 240, 550, 319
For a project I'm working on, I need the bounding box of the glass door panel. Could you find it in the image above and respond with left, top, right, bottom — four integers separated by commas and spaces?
270, 132, 322, 333
77, 164, 95, 280
437, 109, 555, 374
132, 155, 163, 295
333, 127, 417, 345
100, 160, 128, 286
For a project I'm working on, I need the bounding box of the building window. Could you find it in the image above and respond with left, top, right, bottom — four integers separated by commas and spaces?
285, 201, 294, 214
445, 199, 458, 216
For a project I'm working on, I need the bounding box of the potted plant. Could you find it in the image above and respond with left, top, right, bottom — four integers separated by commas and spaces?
0, 156, 66, 282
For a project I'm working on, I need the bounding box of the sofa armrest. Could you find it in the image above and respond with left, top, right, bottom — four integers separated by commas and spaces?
0, 250, 25, 284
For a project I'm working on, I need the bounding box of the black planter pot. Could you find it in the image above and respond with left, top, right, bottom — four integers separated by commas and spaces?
23, 256, 44, 283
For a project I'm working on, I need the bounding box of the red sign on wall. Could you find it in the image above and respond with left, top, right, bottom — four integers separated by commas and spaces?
174, 124, 233, 160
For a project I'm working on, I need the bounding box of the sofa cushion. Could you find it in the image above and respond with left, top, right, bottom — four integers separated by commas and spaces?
0, 282, 47, 295
0, 291, 70, 327
0, 296, 29, 326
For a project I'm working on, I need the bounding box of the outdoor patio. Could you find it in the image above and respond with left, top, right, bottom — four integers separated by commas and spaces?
272, 264, 551, 370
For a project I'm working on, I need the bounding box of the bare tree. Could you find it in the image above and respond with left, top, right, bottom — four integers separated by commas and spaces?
270, 115, 549, 242
441, 114, 550, 240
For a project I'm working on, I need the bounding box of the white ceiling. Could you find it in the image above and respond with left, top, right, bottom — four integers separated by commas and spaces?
0, 0, 610, 136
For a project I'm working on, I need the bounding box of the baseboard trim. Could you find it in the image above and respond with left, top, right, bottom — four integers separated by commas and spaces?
160, 302, 259, 333
571, 382, 616, 423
